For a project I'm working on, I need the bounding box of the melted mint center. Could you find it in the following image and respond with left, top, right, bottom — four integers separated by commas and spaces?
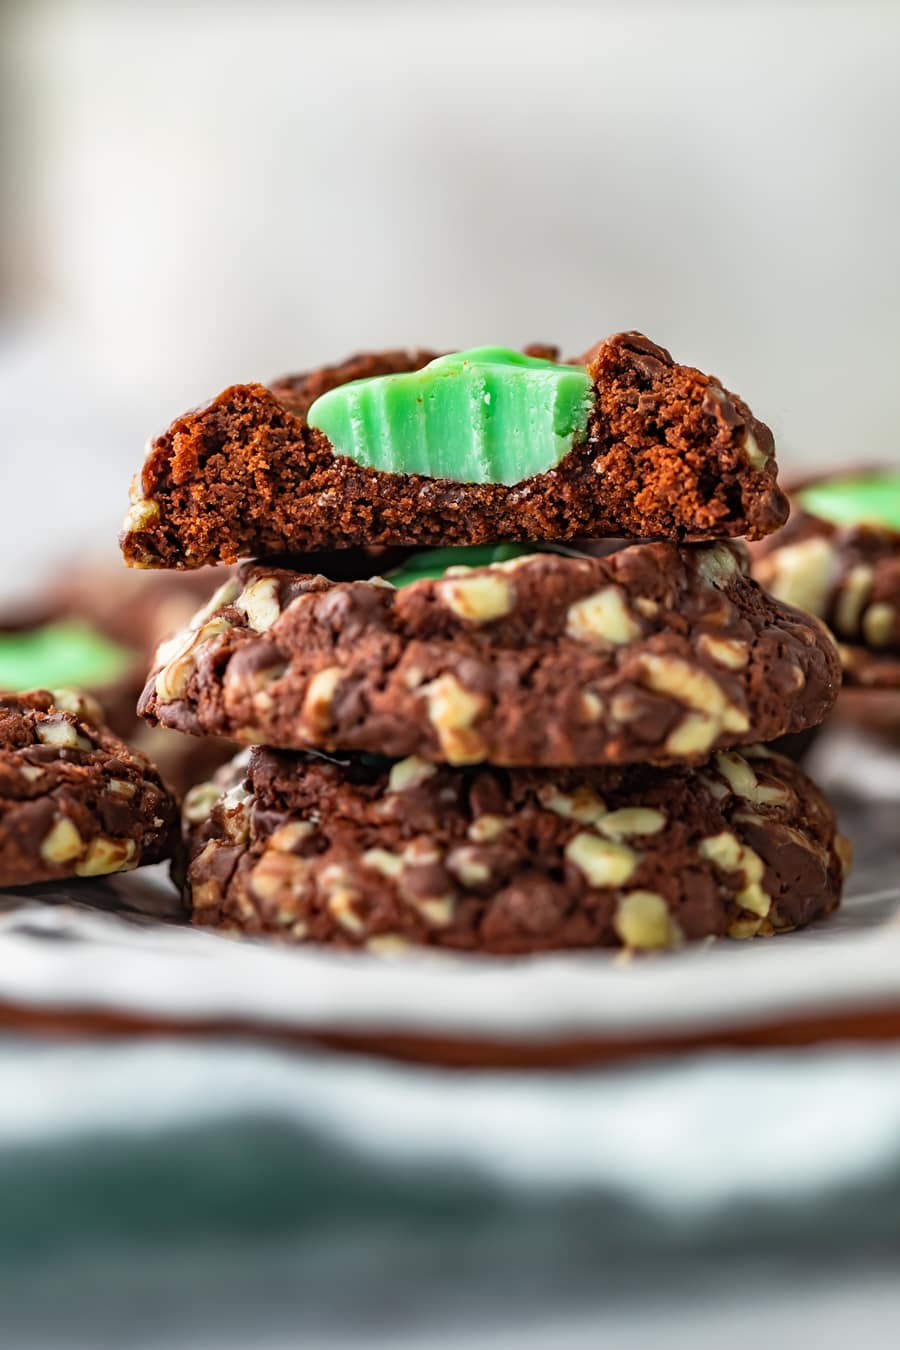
797, 472, 900, 531
307, 347, 592, 486
0, 620, 134, 691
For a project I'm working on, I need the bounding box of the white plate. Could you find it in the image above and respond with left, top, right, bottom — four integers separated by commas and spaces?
0, 731, 896, 1049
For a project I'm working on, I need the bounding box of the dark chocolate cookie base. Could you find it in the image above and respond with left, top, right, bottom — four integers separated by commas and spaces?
182, 744, 847, 953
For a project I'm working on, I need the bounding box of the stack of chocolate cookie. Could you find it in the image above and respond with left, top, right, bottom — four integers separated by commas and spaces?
123, 335, 849, 953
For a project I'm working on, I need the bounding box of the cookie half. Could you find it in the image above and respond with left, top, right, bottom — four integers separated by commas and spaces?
138, 542, 840, 768
0, 690, 178, 886
121, 334, 786, 568
182, 744, 848, 953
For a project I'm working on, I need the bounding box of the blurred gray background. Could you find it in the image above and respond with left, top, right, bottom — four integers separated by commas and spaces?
1, 0, 899, 586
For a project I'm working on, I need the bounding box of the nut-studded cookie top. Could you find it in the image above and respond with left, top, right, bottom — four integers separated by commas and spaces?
138, 541, 840, 768
0, 689, 178, 886
753, 470, 900, 671
121, 334, 787, 568
182, 744, 847, 954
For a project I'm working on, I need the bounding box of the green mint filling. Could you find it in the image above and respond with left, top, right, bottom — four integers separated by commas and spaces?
797, 473, 900, 531
386, 544, 534, 588
307, 347, 592, 486
385, 543, 590, 588
0, 620, 134, 692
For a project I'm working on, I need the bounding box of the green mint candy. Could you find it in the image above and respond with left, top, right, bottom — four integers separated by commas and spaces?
307, 347, 592, 485
386, 544, 536, 588
385, 542, 593, 588
0, 620, 134, 692
797, 472, 900, 532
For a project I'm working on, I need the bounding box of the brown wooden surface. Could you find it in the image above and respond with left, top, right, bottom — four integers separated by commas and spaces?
3, 997, 900, 1068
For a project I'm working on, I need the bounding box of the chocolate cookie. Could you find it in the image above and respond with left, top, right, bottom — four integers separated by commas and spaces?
121, 334, 787, 568
0, 614, 140, 740
182, 744, 848, 953
753, 470, 900, 663
0, 690, 177, 886
137, 541, 840, 767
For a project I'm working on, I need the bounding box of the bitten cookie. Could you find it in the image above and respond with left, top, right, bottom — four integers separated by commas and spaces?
181, 744, 849, 953
121, 334, 787, 568
138, 541, 840, 768
0, 690, 178, 886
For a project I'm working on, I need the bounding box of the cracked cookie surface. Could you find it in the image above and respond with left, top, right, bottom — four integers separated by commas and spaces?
181, 743, 847, 953
138, 541, 840, 768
